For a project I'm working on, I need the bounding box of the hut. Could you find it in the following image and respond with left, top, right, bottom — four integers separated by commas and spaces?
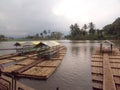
15, 41, 40, 55
100, 40, 114, 53
35, 41, 60, 59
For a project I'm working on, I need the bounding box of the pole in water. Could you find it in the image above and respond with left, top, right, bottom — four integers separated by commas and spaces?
56, 87, 59, 90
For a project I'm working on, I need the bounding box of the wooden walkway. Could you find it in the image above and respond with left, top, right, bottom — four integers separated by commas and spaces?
92, 48, 120, 90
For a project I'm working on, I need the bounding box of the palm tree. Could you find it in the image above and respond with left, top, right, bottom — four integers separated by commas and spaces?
83, 24, 87, 31
89, 22, 95, 35
40, 33, 43, 38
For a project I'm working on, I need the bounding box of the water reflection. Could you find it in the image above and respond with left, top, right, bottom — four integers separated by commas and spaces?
71, 46, 80, 56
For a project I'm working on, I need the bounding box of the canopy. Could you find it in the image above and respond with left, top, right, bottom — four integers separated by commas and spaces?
15, 41, 60, 48
35, 41, 60, 48
101, 40, 114, 45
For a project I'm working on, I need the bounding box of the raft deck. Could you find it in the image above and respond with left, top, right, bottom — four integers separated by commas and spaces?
91, 48, 120, 90
1, 46, 66, 80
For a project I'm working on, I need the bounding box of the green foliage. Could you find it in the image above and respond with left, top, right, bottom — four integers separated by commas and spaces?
25, 30, 63, 40
69, 22, 103, 40
68, 17, 120, 40
102, 17, 120, 39
0, 35, 6, 41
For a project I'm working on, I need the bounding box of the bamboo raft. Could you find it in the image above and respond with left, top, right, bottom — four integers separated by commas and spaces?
91, 48, 120, 90
1, 46, 66, 80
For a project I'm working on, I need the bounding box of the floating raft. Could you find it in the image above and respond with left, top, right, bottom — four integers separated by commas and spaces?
91, 48, 120, 90
2, 46, 66, 80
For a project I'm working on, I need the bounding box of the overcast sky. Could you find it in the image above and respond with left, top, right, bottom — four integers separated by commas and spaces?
0, 0, 120, 37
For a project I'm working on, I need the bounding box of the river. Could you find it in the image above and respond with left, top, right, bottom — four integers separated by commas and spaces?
0, 40, 101, 90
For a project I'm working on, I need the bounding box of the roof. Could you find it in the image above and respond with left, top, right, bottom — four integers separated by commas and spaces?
15, 41, 60, 48
35, 41, 60, 48
101, 40, 115, 45
15, 41, 40, 47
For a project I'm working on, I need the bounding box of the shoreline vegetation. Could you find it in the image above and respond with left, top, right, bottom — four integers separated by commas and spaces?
0, 17, 120, 41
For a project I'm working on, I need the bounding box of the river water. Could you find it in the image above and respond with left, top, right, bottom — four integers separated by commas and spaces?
0, 40, 101, 90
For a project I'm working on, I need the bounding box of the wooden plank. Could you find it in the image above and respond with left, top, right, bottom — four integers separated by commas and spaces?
13, 59, 44, 74
10, 56, 27, 61
16, 59, 36, 66
2, 65, 23, 73
103, 53, 116, 90
92, 73, 103, 82
112, 68, 120, 76
20, 66, 56, 79
110, 59, 120, 63
114, 76, 120, 85
92, 58, 103, 62
93, 81, 103, 90
92, 62, 103, 67
0, 59, 14, 64
0, 53, 18, 60
111, 63, 120, 69
37, 60, 61, 67
92, 67, 103, 74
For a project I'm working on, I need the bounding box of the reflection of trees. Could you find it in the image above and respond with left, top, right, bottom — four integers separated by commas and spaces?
70, 40, 97, 57
71, 46, 79, 55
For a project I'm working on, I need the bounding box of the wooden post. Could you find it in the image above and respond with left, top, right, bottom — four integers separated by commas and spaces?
110, 44, 113, 53
56, 87, 59, 90
100, 43, 102, 53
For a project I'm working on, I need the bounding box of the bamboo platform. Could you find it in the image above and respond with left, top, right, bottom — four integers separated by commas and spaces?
91, 48, 120, 90
0, 52, 38, 65
1, 46, 67, 80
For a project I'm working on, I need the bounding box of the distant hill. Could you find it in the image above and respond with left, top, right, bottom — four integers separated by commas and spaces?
102, 17, 120, 39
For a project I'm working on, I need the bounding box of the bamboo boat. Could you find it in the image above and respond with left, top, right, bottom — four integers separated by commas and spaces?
1, 41, 67, 80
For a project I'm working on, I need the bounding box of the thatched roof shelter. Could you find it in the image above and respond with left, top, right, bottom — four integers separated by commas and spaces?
100, 40, 114, 53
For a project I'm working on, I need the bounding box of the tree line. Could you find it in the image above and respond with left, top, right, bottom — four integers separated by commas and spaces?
0, 35, 6, 41
25, 30, 63, 40
67, 17, 120, 40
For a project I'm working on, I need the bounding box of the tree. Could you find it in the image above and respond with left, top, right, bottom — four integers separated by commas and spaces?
88, 22, 95, 35
35, 33, 39, 38
70, 23, 81, 39
43, 30, 47, 36
83, 24, 87, 31
40, 33, 43, 38
102, 17, 120, 39
82, 24, 88, 36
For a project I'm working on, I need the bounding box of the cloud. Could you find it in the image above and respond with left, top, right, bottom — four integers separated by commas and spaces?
0, 0, 120, 37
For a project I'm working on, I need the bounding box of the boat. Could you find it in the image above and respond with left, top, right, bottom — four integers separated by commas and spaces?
0, 41, 67, 80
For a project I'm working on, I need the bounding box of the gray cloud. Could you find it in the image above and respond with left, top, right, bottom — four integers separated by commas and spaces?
0, 0, 120, 37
